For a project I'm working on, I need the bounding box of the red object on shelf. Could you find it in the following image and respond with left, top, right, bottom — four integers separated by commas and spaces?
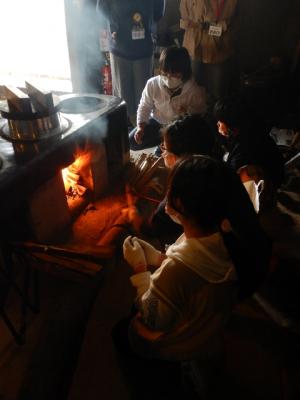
101, 60, 112, 95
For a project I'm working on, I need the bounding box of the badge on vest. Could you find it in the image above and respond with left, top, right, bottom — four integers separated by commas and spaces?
132, 12, 145, 40
208, 24, 222, 37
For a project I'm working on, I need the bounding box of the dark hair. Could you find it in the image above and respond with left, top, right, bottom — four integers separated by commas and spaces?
167, 156, 229, 229
213, 97, 246, 129
162, 114, 215, 157
159, 46, 192, 81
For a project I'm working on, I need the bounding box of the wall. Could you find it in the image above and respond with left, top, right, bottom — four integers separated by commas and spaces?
158, 0, 300, 74
67, 0, 300, 97
237, 0, 300, 72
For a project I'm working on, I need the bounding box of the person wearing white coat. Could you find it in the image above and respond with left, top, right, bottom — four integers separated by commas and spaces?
129, 46, 206, 153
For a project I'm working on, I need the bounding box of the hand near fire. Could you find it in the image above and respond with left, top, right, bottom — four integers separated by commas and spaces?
123, 236, 147, 273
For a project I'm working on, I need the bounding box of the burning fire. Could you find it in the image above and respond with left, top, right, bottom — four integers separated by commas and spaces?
61, 150, 93, 199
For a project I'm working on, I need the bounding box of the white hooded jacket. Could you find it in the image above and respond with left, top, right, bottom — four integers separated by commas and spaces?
129, 232, 237, 361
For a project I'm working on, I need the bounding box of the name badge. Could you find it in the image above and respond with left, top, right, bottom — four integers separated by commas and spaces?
208, 24, 222, 37
132, 26, 145, 40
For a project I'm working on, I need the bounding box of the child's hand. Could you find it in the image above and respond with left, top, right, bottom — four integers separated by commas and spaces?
123, 236, 147, 273
133, 237, 164, 267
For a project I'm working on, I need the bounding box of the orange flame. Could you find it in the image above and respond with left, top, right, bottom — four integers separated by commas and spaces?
61, 149, 93, 198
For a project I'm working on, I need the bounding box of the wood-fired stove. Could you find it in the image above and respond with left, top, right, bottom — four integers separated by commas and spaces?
0, 93, 129, 242
0, 91, 129, 344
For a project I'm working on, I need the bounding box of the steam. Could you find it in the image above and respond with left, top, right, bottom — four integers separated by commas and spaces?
65, 0, 108, 93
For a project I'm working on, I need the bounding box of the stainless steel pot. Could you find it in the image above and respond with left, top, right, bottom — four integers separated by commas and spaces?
0, 92, 108, 141
0, 85, 66, 141
0, 96, 71, 142
0, 111, 71, 141
7, 112, 61, 140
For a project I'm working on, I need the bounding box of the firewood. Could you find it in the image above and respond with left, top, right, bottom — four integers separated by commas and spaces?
11, 241, 114, 263
127, 153, 165, 198
66, 170, 80, 184
4, 85, 32, 113
76, 184, 87, 197
132, 154, 157, 186
130, 154, 149, 186
134, 153, 147, 169
25, 81, 55, 114
134, 157, 162, 190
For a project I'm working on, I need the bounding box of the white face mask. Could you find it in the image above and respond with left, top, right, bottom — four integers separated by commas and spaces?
161, 75, 182, 90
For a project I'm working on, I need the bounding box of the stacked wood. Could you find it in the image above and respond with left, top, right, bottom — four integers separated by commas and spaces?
3, 82, 57, 116
127, 153, 165, 197
25, 81, 55, 114
66, 170, 80, 185
3, 85, 32, 113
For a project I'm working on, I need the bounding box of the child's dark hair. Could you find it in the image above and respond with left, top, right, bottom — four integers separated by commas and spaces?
162, 114, 214, 157
213, 94, 259, 130
167, 156, 229, 230
213, 97, 244, 129
159, 46, 192, 81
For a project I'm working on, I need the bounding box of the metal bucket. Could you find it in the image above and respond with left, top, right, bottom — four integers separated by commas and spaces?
6, 112, 61, 141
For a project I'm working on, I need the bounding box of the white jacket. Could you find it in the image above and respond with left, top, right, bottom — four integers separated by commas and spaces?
129, 233, 237, 360
136, 75, 206, 126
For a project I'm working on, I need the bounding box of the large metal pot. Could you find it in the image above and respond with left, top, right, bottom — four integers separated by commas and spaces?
0, 84, 68, 141
6, 112, 61, 141
0, 102, 69, 141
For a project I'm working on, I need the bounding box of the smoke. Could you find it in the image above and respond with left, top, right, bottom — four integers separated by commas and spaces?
65, 0, 108, 93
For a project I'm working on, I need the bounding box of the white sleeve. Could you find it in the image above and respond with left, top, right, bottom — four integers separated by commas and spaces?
130, 271, 151, 300
131, 262, 181, 331
187, 86, 207, 116
136, 80, 155, 126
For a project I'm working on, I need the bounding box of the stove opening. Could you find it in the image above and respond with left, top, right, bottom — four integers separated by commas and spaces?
27, 142, 108, 243
62, 149, 93, 213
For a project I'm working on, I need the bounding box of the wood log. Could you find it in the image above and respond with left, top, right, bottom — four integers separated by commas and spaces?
134, 157, 162, 191
3, 85, 32, 113
130, 153, 148, 186
30, 252, 103, 276
11, 241, 115, 263
25, 81, 55, 113
131, 154, 155, 186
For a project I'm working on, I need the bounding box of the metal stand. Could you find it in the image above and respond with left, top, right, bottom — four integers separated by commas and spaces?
0, 243, 40, 345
